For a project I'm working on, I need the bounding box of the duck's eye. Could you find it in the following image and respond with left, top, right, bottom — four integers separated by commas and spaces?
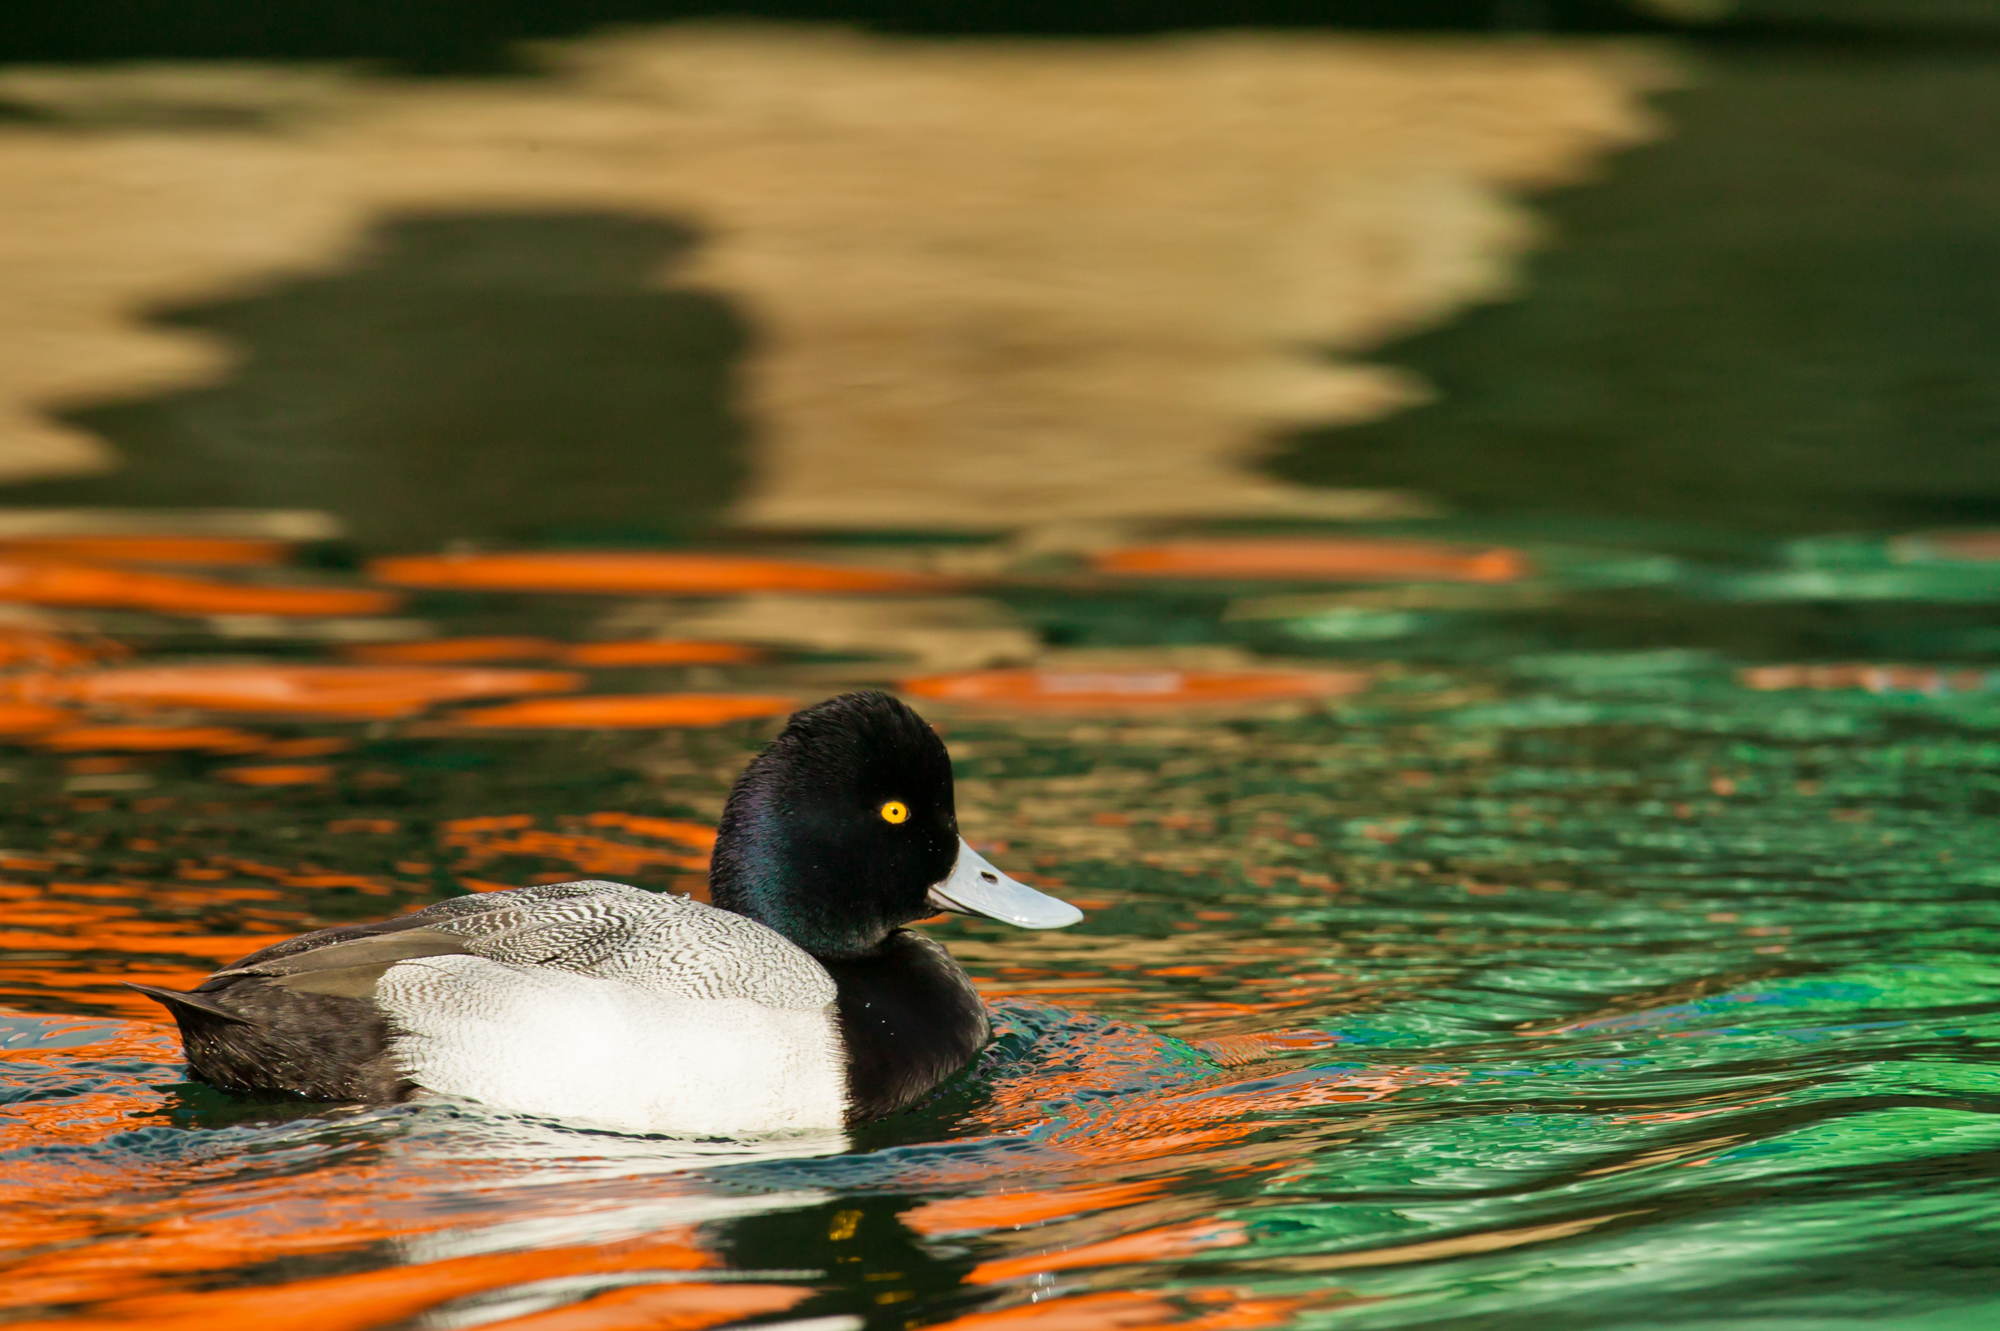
879, 801, 909, 824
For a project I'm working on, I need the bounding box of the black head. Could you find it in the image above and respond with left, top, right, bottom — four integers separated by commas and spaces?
708, 691, 959, 958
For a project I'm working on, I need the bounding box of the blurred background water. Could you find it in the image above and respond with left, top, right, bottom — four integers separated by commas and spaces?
3, 3, 2000, 1329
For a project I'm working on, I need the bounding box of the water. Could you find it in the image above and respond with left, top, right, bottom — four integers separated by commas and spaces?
4, 529, 1999, 1330
9, 11, 2000, 1324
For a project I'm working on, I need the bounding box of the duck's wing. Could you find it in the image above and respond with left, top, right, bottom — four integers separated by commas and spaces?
450, 881, 837, 1008
208, 879, 833, 1008
132, 881, 834, 1106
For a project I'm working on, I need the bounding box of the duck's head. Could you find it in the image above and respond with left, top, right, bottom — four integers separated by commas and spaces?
709, 690, 1081, 959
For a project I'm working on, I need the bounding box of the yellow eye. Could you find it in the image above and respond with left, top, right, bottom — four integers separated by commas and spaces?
879, 801, 909, 824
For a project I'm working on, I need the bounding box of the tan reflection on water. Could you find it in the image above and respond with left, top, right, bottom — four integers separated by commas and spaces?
0, 26, 1670, 526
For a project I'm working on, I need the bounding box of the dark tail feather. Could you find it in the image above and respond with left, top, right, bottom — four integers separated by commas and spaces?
123, 982, 251, 1026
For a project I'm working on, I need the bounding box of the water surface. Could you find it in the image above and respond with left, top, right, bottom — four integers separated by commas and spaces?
4, 529, 1998, 1330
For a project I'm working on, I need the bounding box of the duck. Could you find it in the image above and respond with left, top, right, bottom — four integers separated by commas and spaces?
129, 690, 1081, 1136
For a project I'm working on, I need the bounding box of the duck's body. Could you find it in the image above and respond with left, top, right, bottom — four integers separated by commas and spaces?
134, 692, 1075, 1135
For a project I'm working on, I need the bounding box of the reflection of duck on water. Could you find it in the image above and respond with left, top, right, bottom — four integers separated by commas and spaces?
130, 691, 1082, 1137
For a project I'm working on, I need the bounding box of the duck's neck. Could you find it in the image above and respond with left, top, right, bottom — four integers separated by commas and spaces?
707, 844, 895, 961
818, 929, 990, 1123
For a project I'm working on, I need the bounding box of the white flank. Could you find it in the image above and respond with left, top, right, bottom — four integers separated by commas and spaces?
378, 955, 847, 1137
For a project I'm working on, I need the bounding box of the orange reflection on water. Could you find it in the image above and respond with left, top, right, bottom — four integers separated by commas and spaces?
0, 1026, 181, 1261
900, 669, 1368, 710
0, 1091, 725, 1331
903, 1181, 1167, 1236
4, 1229, 717, 1331
967, 1219, 1247, 1284
476, 1282, 811, 1331
327, 818, 399, 834
0, 1007, 752, 1330
0, 879, 310, 1016
0, 1050, 170, 1126
450, 694, 797, 728
581, 813, 718, 853
50, 664, 584, 718
559, 640, 767, 667
0, 560, 397, 616
344, 636, 563, 664
371, 551, 955, 596
0, 965, 214, 1019
0, 928, 279, 961
344, 638, 768, 667
0, 702, 77, 733
35, 725, 267, 752
265, 737, 352, 757
215, 763, 335, 786
443, 814, 713, 882
1093, 539, 1530, 583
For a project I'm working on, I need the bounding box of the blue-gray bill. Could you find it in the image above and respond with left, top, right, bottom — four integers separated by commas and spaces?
926, 839, 1083, 929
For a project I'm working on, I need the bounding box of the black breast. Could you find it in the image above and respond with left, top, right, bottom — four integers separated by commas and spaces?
821, 929, 990, 1123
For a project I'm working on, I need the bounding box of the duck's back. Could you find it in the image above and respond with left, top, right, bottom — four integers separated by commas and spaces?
145, 881, 846, 1136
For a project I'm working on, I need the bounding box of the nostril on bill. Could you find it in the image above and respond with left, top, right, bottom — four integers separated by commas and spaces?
979, 871, 998, 884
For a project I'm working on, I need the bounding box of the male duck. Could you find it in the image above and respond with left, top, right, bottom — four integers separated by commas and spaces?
131, 691, 1081, 1135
